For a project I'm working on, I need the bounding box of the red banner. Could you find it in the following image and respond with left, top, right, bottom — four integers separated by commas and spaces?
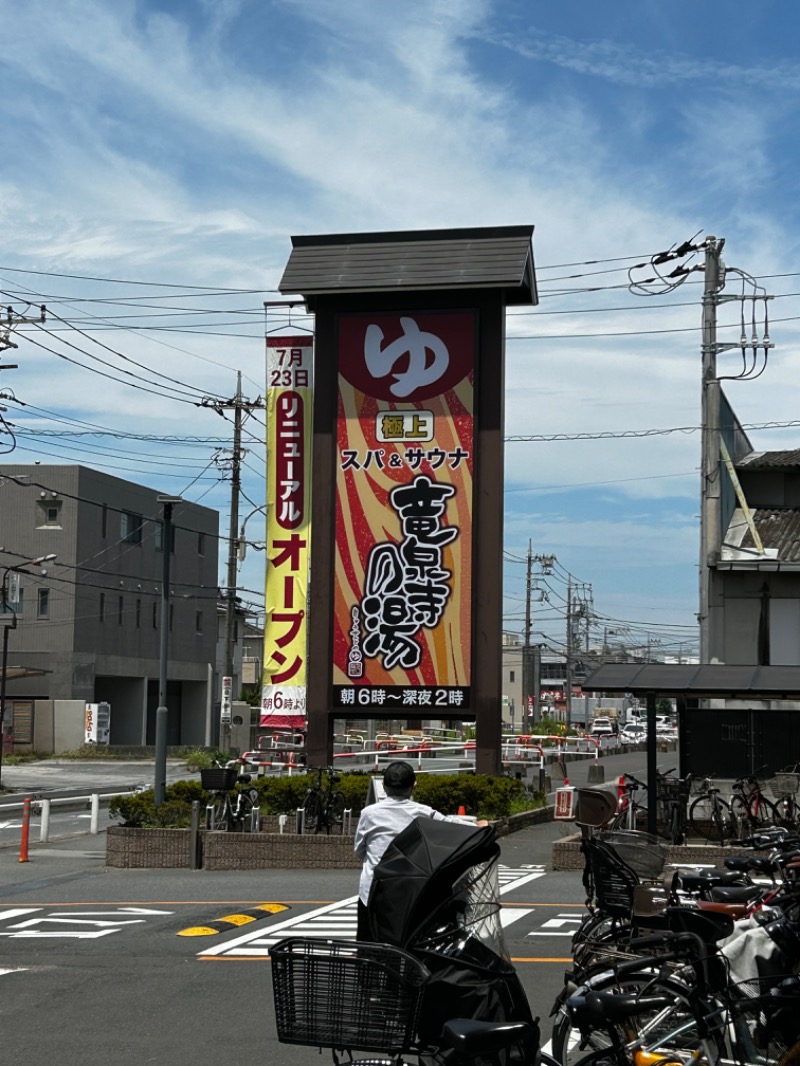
332, 311, 475, 712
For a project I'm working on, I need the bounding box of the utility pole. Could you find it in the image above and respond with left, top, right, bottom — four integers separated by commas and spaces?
522, 540, 532, 730
699, 237, 723, 663
565, 578, 573, 728
203, 373, 263, 752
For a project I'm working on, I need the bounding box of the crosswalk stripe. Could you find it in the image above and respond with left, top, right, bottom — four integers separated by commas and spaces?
198, 866, 547, 958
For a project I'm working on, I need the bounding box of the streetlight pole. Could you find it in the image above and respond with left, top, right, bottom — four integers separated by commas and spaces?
154, 497, 181, 808
0, 554, 57, 786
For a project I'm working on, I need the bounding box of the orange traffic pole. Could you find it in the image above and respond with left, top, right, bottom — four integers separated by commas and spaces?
19, 796, 31, 862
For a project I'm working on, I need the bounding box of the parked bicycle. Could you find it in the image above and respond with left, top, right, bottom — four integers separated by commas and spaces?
610, 770, 690, 844
771, 763, 800, 830
687, 775, 738, 844
201, 759, 260, 831
302, 766, 346, 834
730, 768, 780, 834
609, 774, 648, 831
655, 768, 692, 844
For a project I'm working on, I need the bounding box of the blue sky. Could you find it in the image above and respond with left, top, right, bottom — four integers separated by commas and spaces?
2, 0, 800, 661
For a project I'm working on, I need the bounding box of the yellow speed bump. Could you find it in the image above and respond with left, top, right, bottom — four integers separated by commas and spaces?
178, 903, 288, 937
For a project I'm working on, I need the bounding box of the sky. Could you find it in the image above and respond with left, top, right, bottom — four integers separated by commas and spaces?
2, 0, 800, 664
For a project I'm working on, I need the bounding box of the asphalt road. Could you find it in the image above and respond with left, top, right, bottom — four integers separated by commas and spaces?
0, 748, 662, 1065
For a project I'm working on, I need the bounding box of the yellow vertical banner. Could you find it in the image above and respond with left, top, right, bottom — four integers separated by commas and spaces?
260, 334, 312, 729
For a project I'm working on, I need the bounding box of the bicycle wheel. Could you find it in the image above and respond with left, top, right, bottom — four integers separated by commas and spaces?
689, 794, 735, 843
302, 791, 323, 833
550, 970, 702, 1066
326, 791, 346, 834
730, 794, 779, 831
205, 795, 230, 831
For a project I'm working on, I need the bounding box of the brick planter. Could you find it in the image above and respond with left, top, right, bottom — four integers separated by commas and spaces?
106, 825, 358, 870
107, 827, 196, 869
204, 831, 359, 870
105, 806, 553, 869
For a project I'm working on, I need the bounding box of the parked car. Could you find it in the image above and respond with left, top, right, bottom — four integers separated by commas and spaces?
621, 723, 647, 743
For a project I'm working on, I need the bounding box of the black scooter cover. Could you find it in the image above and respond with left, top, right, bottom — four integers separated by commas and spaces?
367, 818, 534, 1061
367, 817, 498, 946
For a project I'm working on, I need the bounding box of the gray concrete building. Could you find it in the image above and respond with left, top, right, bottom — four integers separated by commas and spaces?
0, 465, 219, 749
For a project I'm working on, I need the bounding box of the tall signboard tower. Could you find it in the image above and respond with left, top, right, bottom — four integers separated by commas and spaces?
278, 227, 537, 773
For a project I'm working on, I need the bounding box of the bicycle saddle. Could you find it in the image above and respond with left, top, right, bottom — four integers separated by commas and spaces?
680, 869, 749, 892
441, 1018, 536, 1056
704, 884, 763, 904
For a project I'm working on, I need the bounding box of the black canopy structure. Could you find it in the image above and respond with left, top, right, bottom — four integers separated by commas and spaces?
582, 662, 800, 700
582, 662, 800, 834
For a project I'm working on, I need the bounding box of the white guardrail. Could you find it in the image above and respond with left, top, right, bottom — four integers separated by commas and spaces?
243, 732, 613, 776
0, 788, 143, 841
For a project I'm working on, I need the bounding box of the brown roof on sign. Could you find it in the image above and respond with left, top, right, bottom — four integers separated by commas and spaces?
278, 226, 537, 307
738, 450, 800, 469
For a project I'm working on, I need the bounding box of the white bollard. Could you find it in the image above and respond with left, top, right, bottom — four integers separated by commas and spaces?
40, 798, 51, 843
90, 793, 100, 834
279, 814, 288, 834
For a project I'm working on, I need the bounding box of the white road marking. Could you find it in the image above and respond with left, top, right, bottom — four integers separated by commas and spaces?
200, 867, 547, 957
8, 917, 146, 929
0, 908, 40, 921
0, 930, 118, 939
47, 908, 173, 916
526, 913, 583, 937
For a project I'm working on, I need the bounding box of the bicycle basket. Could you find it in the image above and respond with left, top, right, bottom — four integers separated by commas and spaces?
271, 937, 429, 1053
199, 767, 237, 790
771, 773, 800, 797
583, 839, 640, 918
598, 829, 669, 880
656, 776, 690, 802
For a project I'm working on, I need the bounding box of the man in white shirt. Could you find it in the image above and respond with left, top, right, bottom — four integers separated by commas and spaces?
354, 760, 487, 940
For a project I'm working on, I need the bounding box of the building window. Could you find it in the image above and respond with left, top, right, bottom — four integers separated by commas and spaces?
135, 599, 141, 628
154, 521, 175, 552
36, 500, 62, 528
99, 592, 105, 622
101, 503, 108, 539
37, 588, 49, 618
118, 595, 124, 625
195, 610, 203, 634
197, 532, 205, 556
121, 511, 143, 544
169, 604, 174, 632
509, 670, 515, 683
152, 603, 158, 629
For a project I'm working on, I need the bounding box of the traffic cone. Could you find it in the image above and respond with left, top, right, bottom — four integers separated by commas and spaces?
458, 805, 467, 815
564, 777, 569, 787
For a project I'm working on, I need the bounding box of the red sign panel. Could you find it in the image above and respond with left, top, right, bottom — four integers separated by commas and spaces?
332, 311, 475, 711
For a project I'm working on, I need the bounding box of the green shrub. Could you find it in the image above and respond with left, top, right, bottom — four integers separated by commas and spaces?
109, 781, 208, 828
108, 770, 543, 828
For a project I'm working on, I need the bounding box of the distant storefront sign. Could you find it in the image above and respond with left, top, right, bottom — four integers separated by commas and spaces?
332, 311, 475, 711
261, 334, 312, 728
